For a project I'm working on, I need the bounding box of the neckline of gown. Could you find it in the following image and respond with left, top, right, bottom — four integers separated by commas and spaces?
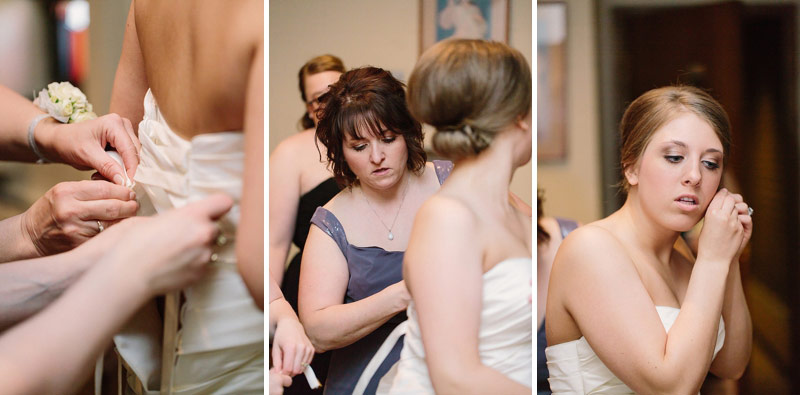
143, 89, 241, 141
484, 256, 531, 276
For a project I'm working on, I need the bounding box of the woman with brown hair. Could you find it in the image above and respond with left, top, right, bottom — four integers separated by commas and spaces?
545, 86, 752, 393
378, 38, 533, 394
298, 66, 453, 394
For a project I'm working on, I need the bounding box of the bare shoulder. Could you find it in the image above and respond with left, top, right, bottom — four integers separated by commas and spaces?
406, 195, 480, 259
405, 194, 482, 279
547, 221, 645, 342
551, 222, 633, 279
556, 221, 623, 255
271, 130, 316, 161
415, 194, 478, 231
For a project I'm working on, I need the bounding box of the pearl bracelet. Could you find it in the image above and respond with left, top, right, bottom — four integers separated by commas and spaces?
27, 113, 52, 164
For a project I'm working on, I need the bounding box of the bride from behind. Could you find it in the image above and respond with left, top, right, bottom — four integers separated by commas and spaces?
108, 0, 273, 392
380, 39, 533, 394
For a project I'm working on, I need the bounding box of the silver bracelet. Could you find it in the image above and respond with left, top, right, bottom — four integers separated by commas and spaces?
27, 114, 51, 164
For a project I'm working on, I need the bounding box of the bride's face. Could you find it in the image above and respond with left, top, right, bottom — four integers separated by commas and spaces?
626, 112, 724, 232
305, 71, 342, 127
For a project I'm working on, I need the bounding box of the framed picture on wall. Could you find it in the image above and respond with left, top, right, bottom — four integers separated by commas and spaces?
537, 1, 567, 162
420, 0, 509, 54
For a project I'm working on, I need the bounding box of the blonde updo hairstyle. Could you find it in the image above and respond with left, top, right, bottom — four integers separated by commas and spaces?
619, 86, 731, 191
407, 39, 532, 161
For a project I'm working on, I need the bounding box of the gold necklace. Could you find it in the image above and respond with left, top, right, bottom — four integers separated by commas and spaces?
362, 175, 410, 241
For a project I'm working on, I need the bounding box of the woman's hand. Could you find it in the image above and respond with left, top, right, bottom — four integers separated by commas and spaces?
38, 113, 141, 184
271, 315, 314, 376
21, 180, 138, 256
388, 280, 412, 312
697, 188, 745, 265
729, 192, 753, 260
76, 193, 233, 296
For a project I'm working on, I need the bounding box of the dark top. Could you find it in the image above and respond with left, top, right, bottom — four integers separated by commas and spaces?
282, 177, 342, 311
538, 217, 579, 395
311, 160, 452, 395
293, 178, 342, 249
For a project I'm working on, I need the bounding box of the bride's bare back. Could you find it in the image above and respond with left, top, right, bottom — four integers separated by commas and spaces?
122, 0, 262, 139
111, 0, 265, 304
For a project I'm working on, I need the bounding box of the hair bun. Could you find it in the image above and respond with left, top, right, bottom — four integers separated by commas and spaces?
407, 39, 531, 162
433, 123, 491, 158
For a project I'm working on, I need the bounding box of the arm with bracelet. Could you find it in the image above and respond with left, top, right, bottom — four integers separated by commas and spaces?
0, 85, 140, 260
0, 84, 140, 182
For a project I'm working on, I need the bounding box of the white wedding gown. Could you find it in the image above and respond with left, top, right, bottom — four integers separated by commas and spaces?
545, 306, 726, 394
113, 90, 264, 394
377, 257, 532, 394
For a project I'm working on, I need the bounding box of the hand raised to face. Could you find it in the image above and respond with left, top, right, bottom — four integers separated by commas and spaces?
727, 192, 753, 259
696, 188, 747, 265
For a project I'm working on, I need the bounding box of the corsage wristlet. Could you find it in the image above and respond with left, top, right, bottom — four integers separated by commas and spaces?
34, 81, 97, 123
29, 81, 97, 163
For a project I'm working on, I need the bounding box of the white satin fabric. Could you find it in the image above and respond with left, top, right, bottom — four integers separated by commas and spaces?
545, 306, 726, 394
377, 257, 533, 394
113, 90, 263, 394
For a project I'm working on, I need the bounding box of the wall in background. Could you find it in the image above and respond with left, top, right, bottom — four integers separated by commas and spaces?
0, 1, 50, 96
537, 0, 603, 223
269, 0, 533, 205
86, 0, 130, 115
0, 1, 129, 216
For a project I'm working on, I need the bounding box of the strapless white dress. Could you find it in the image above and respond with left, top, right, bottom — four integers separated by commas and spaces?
545, 306, 726, 394
113, 90, 264, 394
377, 257, 533, 394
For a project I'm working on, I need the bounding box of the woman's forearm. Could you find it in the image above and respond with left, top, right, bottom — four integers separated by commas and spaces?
0, 251, 91, 331
711, 259, 752, 378
0, 214, 38, 263
270, 294, 299, 328
0, 85, 48, 162
636, 259, 730, 393
0, 252, 147, 394
302, 284, 405, 353
269, 245, 289, 287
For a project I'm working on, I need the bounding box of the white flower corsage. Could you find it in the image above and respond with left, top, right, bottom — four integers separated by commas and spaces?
28, 82, 133, 190
33, 81, 97, 124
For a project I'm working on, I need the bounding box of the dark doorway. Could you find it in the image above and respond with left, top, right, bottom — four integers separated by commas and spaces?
600, 1, 800, 393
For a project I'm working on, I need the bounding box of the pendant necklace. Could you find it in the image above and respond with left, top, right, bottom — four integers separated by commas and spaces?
362, 175, 410, 241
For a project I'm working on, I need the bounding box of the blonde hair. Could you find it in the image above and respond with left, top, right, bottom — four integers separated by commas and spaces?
407, 39, 531, 161
619, 86, 731, 191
